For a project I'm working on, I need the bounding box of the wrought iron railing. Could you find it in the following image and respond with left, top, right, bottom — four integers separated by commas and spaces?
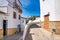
13, 2, 22, 13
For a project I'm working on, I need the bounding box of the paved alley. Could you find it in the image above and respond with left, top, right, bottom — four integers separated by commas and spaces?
25, 24, 60, 40
6, 32, 23, 40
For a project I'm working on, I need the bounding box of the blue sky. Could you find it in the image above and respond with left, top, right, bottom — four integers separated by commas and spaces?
20, 0, 40, 17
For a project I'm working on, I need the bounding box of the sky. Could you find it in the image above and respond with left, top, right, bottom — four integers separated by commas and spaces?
20, 0, 40, 17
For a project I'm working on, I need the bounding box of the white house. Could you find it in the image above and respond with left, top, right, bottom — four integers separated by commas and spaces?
0, 0, 22, 39
20, 17, 27, 31
40, 0, 60, 34
33, 16, 40, 23
36, 16, 40, 20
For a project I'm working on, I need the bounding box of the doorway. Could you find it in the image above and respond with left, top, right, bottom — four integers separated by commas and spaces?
3, 20, 7, 36
44, 14, 49, 29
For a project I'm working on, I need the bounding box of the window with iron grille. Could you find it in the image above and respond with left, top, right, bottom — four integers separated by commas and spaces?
13, 12, 16, 19
19, 15, 20, 20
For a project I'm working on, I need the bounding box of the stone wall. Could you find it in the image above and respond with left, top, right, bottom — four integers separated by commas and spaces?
0, 28, 17, 39
40, 21, 60, 35
54, 21, 60, 35
0, 29, 3, 40
7, 28, 17, 36
49, 21, 60, 35
40, 22, 44, 28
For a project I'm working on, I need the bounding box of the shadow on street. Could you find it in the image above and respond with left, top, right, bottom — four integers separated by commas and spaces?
30, 24, 41, 28
25, 24, 41, 40
6, 32, 23, 40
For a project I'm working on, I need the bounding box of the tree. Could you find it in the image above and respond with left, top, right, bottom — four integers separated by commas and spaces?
26, 16, 36, 24
28, 16, 36, 21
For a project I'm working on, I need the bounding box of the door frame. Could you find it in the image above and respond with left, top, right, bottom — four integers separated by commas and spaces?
3, 20, 7, 37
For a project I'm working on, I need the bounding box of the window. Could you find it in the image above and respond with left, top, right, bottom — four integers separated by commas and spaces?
13, 12, 16, 19
19, 15, 20, 20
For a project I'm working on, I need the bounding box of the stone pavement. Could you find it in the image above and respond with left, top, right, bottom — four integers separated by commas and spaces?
6, 32, 23, 40
25, 24, 60, 40
39, 28, 60, 40
4, 23, 60, 40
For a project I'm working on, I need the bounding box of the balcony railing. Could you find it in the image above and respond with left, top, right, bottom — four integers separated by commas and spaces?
13, 2, 19, 8
13, 2, 22, 13
18, 7, 22, 13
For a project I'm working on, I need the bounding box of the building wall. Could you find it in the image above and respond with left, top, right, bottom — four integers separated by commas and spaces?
0, 15, 3, 39
40, 0, 60, 34
55, 0, 60, 21
40, 0, 55, 22
0, 0, 22, 39
40, 0, 55, 30
7, 2, 21, 35
0, 7, 8, 13
54, 0, 60, 33
0, 0, 8, 6
0, 15, 3, 29
21, 18, 26, 31
40, 0, 60, 21
44, 16, 49, 30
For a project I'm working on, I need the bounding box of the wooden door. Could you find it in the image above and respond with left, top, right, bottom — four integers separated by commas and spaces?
44, 15, 49, 29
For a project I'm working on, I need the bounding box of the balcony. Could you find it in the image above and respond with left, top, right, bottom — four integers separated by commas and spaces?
0, 11, 8, 16
0, 7, 9, 16
13, 2, 22, 13
18, 7, 22, 13
13, 2, 19, 8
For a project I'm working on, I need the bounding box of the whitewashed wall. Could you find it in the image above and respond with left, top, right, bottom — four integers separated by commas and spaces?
0, 14, 3, 29
7, 5, 21, 28
40, 0, 55, 21
0, 0, 8, 13
7, 5, 14, 28
0, 0, 8, 6
40, 0, 60, 21
0, 7, 8, 13
55, 0, 60, 21
21, 18, 26, 31
0, 0, 21, 29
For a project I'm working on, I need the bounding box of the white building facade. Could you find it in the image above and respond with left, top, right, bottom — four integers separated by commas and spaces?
0, 0, 22, 39
20, 17, 27, 31
40, 0, 60, 34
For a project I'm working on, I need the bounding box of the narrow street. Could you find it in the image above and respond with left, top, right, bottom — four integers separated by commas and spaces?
25, 24, 60, 40
25, 24, 47, 40
4, 23, 60, 40
6, 32, 23, 40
